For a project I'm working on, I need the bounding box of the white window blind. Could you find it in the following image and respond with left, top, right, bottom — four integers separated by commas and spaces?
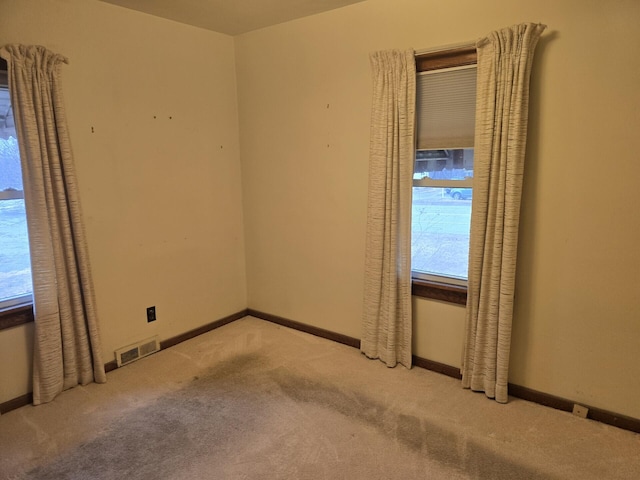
416, 65, 477, 150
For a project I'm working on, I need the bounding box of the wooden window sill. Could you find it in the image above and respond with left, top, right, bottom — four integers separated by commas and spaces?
412, 278, 467, 305
0, 303, 34, 331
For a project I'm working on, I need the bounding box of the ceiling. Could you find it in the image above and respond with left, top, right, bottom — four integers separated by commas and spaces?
98, 0, 367, 36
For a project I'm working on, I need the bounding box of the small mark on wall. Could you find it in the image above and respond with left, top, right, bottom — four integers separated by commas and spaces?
326, 102, 332, 149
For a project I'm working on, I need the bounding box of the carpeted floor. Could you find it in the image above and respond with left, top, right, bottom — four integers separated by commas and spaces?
1, 316, 639, 479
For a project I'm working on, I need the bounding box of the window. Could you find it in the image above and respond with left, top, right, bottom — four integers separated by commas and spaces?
412, 48, 477, 295
0, 59, 33, 319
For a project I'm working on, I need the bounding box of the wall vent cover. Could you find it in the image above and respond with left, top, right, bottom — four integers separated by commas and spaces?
115, 336, 160, 367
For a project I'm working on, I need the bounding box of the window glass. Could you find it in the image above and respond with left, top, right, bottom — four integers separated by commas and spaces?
0, 84, 32, 308
412, 149, 473, 283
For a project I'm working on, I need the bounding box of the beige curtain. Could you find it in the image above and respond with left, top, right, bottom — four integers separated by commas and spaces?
462, 24, 546, 403
0, 45, 106, 405
361, 50, 415, 368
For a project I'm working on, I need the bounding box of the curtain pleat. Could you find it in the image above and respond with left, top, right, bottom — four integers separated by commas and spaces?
462, 24, 545, 403
0, 45, 106, 405
361, 50, 415, 368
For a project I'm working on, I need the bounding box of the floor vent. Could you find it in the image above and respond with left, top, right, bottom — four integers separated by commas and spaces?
115, 336, 160, 367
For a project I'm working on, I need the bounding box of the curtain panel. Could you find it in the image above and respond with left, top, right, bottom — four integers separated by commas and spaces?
462, 23, 546, 403
361, 50, 415, 369
0, 44, 106, 405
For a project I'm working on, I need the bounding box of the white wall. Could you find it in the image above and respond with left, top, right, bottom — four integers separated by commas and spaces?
236, 0, 640, 419
0, 0, 247, 404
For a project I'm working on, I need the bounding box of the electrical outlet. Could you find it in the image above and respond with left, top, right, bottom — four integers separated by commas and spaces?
572, 404, 589, 419
146, 306, 156, 323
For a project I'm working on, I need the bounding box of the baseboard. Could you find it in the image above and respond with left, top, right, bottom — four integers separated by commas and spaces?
247, 310, 640, 435
1, 309, 249, 415
4, 308, 639, 435
0, 392, 33, 415
104, 359, 118, 373
159, 309, 249, 350
416, 361, 640, 434
246, 310, 463, 382
412, 355, 462, 380
506, 383, 640, 434
247, 309, 361, 349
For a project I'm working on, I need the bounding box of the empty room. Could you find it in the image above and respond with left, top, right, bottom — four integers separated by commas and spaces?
1, 0, 639, 478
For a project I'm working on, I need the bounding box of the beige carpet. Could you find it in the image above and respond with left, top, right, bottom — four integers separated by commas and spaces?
1, 316, 639, 479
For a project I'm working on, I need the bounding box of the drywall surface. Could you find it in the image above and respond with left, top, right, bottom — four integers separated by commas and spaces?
0, 0, 246, 404
413, 297, 465, 368
0, 323, 33, 404
236, 0, 640, 418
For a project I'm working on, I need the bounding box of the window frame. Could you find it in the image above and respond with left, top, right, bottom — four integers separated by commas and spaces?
411, 46, 477, 304
0, 302, 34, 330
0, 57, 34, 330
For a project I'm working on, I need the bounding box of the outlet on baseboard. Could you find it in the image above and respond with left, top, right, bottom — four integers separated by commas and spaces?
572, 404, 589, 419
147, 306, 156, 323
